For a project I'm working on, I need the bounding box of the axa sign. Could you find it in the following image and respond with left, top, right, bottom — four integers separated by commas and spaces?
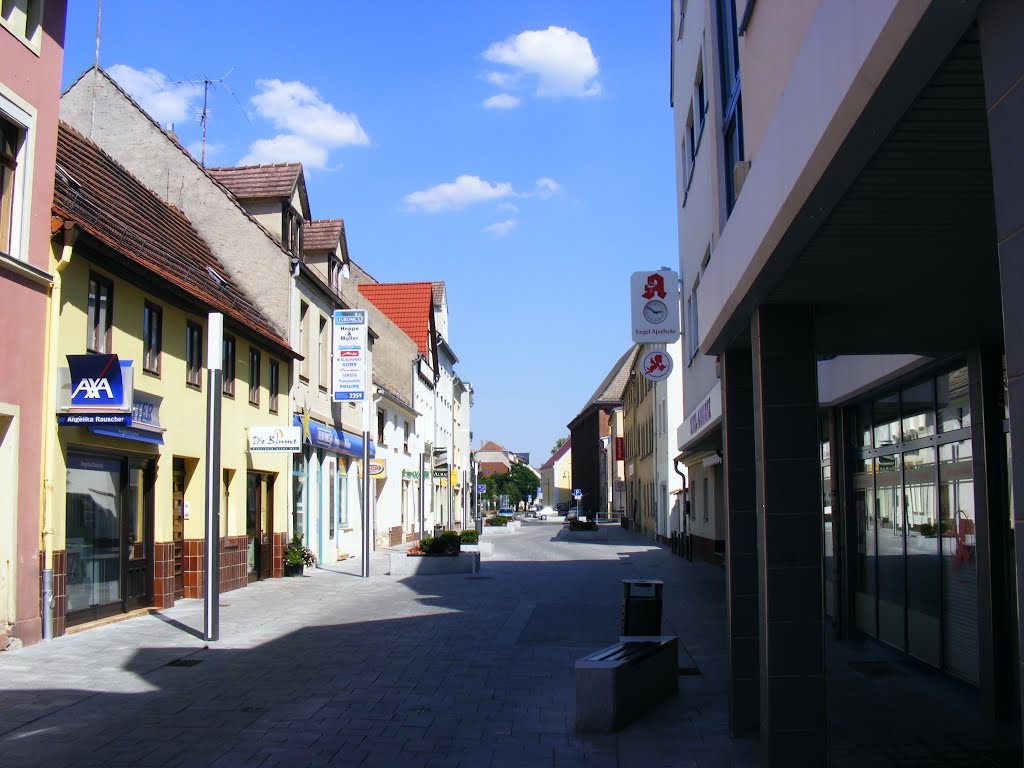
68, 354, 126, 409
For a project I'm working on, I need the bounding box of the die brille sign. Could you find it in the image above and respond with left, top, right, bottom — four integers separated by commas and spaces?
630, 270, 680, 343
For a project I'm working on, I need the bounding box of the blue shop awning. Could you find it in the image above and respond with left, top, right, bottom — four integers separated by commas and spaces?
293, 416, 375, 459
87, 424, 164, 444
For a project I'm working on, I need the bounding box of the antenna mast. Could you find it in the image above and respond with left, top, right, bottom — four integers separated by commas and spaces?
170, 68, 249, 167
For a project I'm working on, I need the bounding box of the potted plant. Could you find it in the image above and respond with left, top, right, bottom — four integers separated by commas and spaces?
283, 532, 316, 576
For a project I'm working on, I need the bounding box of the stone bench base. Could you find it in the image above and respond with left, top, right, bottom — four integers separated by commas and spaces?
389, 551, 480, 576
481, 524, 517, 535
574, 636, 678, 732
460, 541, 494, 557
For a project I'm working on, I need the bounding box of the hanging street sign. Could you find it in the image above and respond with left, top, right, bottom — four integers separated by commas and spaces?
630, 270, 680, 343
640, 347, 674, 383
332, 309, 367, 401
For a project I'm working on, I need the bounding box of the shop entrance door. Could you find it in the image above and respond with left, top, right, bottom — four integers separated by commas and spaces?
247, 473, 274, 581
172, 459, 185, 599
123, 462, 153, 610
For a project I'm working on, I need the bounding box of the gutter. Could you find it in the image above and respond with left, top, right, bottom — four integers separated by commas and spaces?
40, 219, 77, 640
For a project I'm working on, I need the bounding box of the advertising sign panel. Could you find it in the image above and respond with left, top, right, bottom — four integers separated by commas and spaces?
630, 270, 680, 343
333, 310, 367, 401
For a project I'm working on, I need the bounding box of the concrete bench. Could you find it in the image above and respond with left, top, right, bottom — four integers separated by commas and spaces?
574, 636, 678, 732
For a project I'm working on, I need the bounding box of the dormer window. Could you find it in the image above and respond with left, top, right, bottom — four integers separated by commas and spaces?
282, 206, 303, 258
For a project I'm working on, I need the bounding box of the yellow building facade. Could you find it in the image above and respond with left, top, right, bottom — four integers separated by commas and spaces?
46, 123, 295, 634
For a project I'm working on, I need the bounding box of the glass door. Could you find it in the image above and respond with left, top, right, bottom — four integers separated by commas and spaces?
875, 453, 905, 650
246, 472, 261, 582
123, 462, 152, 610
66, 455, 122, 622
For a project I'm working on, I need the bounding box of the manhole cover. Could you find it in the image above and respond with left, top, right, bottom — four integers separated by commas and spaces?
848, 660, 904, 678
165, 658, 203, 668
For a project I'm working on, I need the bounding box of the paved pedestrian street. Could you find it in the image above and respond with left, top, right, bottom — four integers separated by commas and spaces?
0, 521, 1019, 767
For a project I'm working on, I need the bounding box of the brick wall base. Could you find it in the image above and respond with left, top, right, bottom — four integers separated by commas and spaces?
153, 542, 175, 608
184, 536, 268, 598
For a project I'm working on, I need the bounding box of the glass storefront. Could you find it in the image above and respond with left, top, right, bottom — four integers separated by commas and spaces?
67, 455, 122, 613
848, 365, 979, 682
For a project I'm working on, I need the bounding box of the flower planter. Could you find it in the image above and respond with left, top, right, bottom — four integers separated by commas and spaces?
389, 551, 480, 576
284, 563, 304, 577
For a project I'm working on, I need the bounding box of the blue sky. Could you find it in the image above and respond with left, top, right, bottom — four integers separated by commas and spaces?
61, 1, 677, 465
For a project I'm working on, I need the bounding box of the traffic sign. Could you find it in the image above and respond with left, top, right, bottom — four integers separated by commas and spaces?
573, 488, 582, 499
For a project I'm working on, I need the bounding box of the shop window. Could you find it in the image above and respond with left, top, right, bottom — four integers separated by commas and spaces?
937, 366, 971, 433
87, 272, 113, 353
222, 335, 236, 397
143, 302, 162, 376
248, 347, 261, 407
377, 409, 386, 445
185, 321, 202, 389
269, 360, 280, 414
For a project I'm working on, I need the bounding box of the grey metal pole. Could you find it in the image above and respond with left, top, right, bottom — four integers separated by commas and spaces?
418, 451, 426, 539
361, 431, 370, 578
204, 313, 223, 642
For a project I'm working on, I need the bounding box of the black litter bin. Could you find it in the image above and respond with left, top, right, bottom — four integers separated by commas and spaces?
433, 524, 443, 538
621, 579, 663, 636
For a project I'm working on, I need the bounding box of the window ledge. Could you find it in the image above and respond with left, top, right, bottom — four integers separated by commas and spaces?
0, 250, 51, 286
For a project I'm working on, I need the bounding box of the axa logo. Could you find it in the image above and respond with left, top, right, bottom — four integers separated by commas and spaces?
71, 377, 114, 400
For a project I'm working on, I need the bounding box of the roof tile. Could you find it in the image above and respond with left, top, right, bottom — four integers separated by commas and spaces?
208, 164, 301, 201
357, 282, 434, 354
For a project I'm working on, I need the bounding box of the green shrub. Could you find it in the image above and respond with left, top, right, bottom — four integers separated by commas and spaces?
419, 531, 461, 555
460, 529, 479, 544
569, 520, 598, 532
485, 515, 509, 527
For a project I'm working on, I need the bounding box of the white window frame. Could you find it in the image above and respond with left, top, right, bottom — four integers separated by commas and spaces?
0, 0, 45, 54
0, 89, 34, 264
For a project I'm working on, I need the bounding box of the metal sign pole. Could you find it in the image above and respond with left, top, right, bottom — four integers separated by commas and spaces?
204, 313, 223, 642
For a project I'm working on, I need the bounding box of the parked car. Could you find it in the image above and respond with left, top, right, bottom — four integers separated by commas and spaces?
536, 506, 559, 521
496, 508, 516, 519
566, 506, 580, 522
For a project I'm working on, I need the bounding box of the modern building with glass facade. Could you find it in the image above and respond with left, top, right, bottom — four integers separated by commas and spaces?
672, 0, 1024, 762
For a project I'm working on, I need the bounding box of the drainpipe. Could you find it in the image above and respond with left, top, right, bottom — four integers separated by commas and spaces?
40, 220, 77, 640
673, 457, 690, 561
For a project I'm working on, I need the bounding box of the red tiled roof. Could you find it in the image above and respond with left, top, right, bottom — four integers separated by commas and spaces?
54, 122, 293, 356
208, 163, 301, 201
357, 282, 434, 354
478, 440, 505, 452
303, 219, 343, 251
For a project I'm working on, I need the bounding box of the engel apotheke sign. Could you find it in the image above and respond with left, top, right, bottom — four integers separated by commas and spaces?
630, 270, 680, 343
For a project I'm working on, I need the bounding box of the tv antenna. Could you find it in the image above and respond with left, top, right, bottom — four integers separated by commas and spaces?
169, 67, 250, 167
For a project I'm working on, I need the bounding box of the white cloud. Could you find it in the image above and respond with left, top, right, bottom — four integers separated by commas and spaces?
250, 79, 369, 147
497, 201, 520, 213
483, 71, 518, 89
108, 64, 202, 126
239, 135, 328, 169
483, 93, 521, 109
535, 177, 561, 198
483, 26, 601, 99
239, 79, 368, 170
484, 219, 517, 237
404, 175, 514, 213
186, 141, 226, 163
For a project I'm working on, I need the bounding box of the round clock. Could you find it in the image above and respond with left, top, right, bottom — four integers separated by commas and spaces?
643, 299, 668, 324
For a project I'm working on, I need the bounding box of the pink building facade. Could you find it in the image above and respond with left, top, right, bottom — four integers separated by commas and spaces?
0, 0, 68, 648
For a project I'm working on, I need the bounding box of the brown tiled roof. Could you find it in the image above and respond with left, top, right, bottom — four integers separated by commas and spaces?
357, 282, 434, 354
304, 219, 343, 251
568, 346, 640, 428
53, 122, 294, 357
208, 163, 301, 201
431, 281, 445, 307
478, 440, 505, 452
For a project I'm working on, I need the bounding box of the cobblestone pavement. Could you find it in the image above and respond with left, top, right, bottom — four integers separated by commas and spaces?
0, 520, 1019, 767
